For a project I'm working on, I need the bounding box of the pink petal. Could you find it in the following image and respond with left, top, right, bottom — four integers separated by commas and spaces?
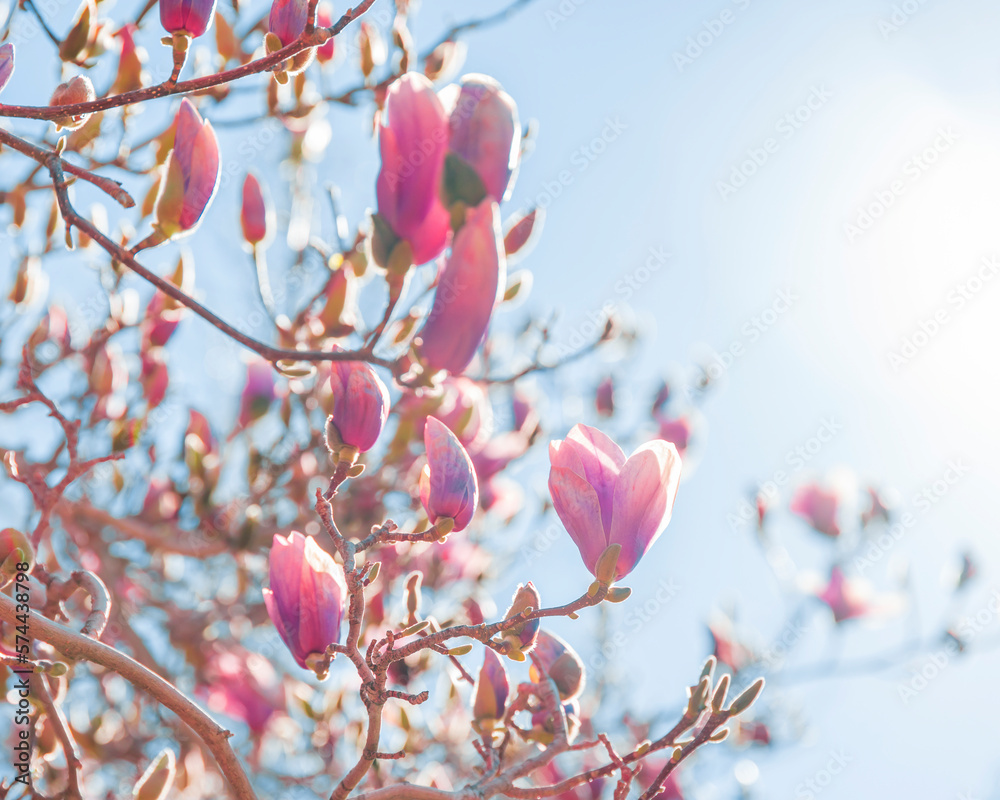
609, 441, 681, 578
548, 465, 609, 575
555, 424, 625, 534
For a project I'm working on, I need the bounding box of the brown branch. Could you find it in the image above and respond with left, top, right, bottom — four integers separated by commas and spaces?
44, 570, 112, 639
33, 673, 83, 799
328, 0, 540, 107
56, 499, 230, 558
0, 127, 134, 208
0, 3, 376, 121
0, 592, 258, 800
40, 157, 400, 373
1, 352, 124, 546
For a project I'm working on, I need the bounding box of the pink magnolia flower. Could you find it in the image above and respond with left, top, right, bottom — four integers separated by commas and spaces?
548, 424, 682, 580
861, 486, 891, 526
153, 99, 220, 239
440, 74, 520, 202
502, 582, 540, 656
416, 200, 505, 375
160, 0, 217, 37
419, 416, 478, 532
707, 614, 753, 672
471, 648, 508, 732
375, 73, 451, 265
202, 650, 285, 734
263, 532, 347, 670
529, 630, 585, 701
0, 44, 14, 96
656, 415, 693, 459
240, 172, 274, 247
237, 361, 276, 428
595, 377, 615, 417
48, 75, 95, 131
790, 483, 841, 538
326, 357, 390, 453
316, 5, 336, 62
816, 567, 870, 623
269, 0, 308, 46
530, 699, 581, 744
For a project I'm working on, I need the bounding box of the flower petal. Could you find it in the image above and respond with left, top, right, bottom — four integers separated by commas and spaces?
609, 441, 681, 578
548, 465, 608, 575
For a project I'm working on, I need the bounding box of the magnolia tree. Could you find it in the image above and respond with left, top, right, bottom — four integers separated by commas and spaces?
0, 1, 982, 799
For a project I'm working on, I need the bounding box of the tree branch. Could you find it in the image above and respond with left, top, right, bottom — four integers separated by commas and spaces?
0, 2, 376, 121
0, 592, 259, 800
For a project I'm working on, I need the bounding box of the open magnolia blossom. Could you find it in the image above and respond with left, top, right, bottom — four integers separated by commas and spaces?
548, 424, 683, 580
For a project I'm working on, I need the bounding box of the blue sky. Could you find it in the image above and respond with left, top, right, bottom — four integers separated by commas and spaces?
5, 0, 1000, 797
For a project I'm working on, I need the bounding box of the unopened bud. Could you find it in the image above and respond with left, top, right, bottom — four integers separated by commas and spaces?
711, 674, 730, 713
727, 677, 765, 716
133, 749, 176, 800
405, 572, 422, 618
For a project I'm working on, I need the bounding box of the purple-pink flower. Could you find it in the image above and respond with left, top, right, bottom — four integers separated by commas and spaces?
237, 361, 276, 428
327, 357, 390, 453
160, 0, 217, 37
375, 73, 451, 266
153, 99, 220, 240
817, 567, 869, 623
529, 630, 585, 701
263, 531, 346, 671
471, 648, 509, 732
441, 74, 520, 202
657, 415, 693, 459
241, 171, 273, 247
548, 424, 682, 580
268, 0, 308, 46
416, 200, 505, 375
0, 44, 14, 96
202, 650, 285, 734
790, 483, 841, 538
419, 416, 478, 532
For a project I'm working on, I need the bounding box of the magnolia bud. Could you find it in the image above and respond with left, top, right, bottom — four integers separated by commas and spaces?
133, 749, 176, 800
711, 674, 730, 713
405, 572, 422, 619
49, 76, 96, 131
500, 582, 540, 658
471, 648, 508, 734
529, 630, 585, 701
0, 528, 34, 577
727, 677, 765, 716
